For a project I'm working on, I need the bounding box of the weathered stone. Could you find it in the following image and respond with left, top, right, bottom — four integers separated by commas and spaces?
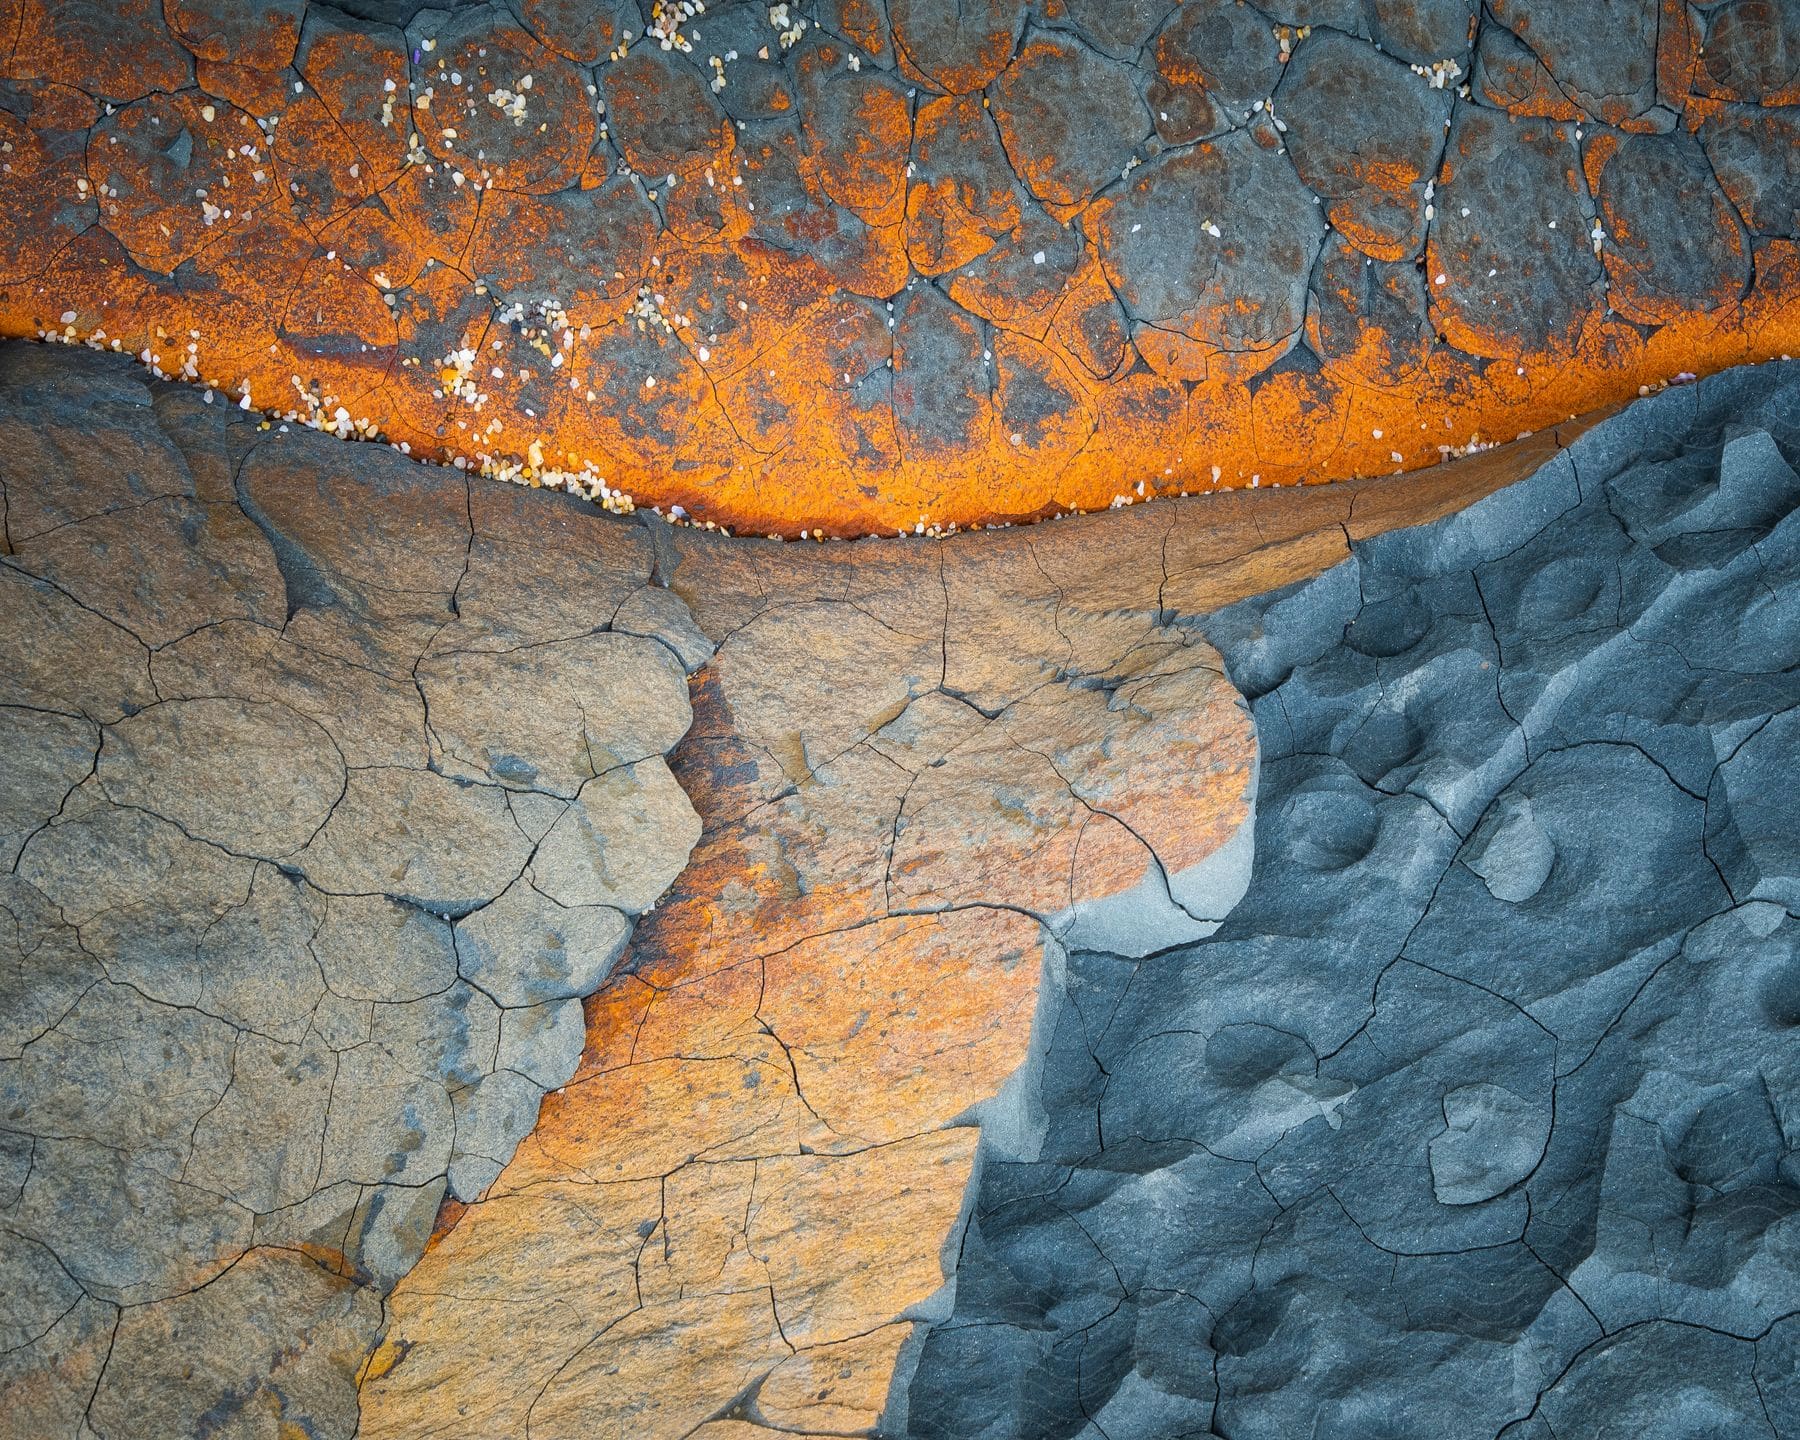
1596, 130, 1751, 324
1474, 21, 1582, 118
990, 34, 1145, 213
1371, 0, 1477, 68
418, 631, 691, 797
98, 696, 345, 857
600, 45, 734, 182
1, 0, 1797, 532
1045, 0, 1175, 59
408, 7, 596, 193
1489, 0, 1661, 125
0, 346, 705, 1437
1279, 31, 1451, 262
1691, 0, 1800, 106
531, 757, 701, 914
455, 879, 632, 1006
1702, 106, 1800, 238
313, 890, 460, 1002
1306, 232, 1434, 386
1428, 107, 1602, 358
901, 359, 1800, 1440
90, 1248, 378, 1440
297, 767, 531, 912
0, 706, 95, 867
1, 321, 1796, 1440
1093, 128, 1327, 380
1148, 0, 1284, 146
889, 0, 1022, 94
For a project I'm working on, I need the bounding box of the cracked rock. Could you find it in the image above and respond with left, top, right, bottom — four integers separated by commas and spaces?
0, 346, 703, 1436
900, 358, 1800, 1439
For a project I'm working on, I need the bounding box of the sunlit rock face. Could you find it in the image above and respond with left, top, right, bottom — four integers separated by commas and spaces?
901, 359, 1800, 1440
1, 0, 1797, 534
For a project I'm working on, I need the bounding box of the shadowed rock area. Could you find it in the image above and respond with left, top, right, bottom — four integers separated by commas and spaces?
899, 360, 1800, 1438
1, 0, 1798, 532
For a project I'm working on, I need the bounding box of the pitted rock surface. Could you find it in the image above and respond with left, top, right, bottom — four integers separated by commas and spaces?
898, 359, 1800, 1439
0, 0, 1797, 534
0, 344, 702, 1437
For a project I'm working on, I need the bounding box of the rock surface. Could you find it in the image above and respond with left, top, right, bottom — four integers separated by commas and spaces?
1, 0, 1797, 533
0, 344, 702, 1437
0, 338, 1591, 1436
354, 390, 1609, 1436
354, 411, 1268, 1440
4, 340, 1793, 1436
900, 359, 1800, 1438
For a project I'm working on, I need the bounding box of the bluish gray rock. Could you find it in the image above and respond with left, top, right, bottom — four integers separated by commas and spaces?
898, 359, 1800, 1439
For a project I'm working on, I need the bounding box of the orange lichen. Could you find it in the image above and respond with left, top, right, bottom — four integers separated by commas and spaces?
2, 5, 1796, 537
355, 418, 1604, 1435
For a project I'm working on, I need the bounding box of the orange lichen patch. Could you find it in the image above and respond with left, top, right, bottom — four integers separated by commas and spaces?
166, 0, 304, 68
3, 3, 1798, 538
889, 0, 1019, 95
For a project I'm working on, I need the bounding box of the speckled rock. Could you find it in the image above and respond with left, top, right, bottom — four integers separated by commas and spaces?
1093, 128, 1327, 381
1279, 30, 1451, 262
2, 0, 1797, 535
1428, 105, 1602, 357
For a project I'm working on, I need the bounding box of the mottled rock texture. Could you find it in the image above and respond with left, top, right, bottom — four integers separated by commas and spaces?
5, 337, 1793, 1437
901, 359, 1800, 1439
0, 338, 1594, 1437
0, 343, 702, 1437
2, 0, 1798, 533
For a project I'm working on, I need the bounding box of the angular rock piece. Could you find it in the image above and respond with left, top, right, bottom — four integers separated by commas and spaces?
455, 880, 632, 1006
1094, 128, 1327, 380
1428, 1082, 1551, 1204
1428, 107, 1602, 358
1596, 131, 1751, 325
531, 757, 701, 914
98, 696, 345, 857
1279, 31, 1451, 262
